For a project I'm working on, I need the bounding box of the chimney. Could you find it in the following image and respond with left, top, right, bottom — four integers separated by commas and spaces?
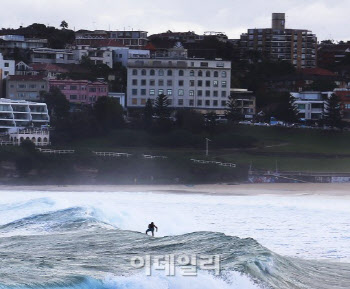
272, 13, 285, 30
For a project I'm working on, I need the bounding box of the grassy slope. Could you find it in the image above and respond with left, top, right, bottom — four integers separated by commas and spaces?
63, 126, 350, 173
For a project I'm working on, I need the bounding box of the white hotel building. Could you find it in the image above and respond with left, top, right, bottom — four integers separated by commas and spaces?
126, 58, 231, 114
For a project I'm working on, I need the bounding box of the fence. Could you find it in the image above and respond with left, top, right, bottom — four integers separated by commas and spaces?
190, 159, 236, 168
93, 151, 132, 157
36, 148, 75, 154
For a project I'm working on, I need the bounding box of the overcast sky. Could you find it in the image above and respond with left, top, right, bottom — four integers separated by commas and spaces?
1, 0, 349, 41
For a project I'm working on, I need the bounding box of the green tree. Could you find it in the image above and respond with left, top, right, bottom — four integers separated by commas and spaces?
41, 87, 70, 123
225, 95, 243, 123
323, 93, 343, 128
154, 94, 170, 119
143, 98, 153, 129
279, 94, 299, 123
60, 20, 68, 29
93, 96, 124, 130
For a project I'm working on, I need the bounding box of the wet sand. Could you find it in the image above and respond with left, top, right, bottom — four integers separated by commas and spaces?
0, 183, 350, 196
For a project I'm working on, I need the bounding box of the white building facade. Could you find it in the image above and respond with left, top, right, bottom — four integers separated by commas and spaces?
0, 53, 15, 79
110, 47, 150, 67
127, 58, 231, 113
0, 98, 50, 132
291, 91, 333, 120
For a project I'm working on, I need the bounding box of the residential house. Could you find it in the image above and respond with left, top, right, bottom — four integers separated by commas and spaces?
6, 75, 48, 101
49, 79, 108, 105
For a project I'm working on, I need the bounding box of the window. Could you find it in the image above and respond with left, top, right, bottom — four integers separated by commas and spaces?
89, 87, 96, 92
190, 80, 195, 87
178, 89, 184, 96
198, 70, 203, 77
132, 79, 137, 85
18, 84, 26, 89
213, 91, 218, 97
70, 95, 77, 100
30, 84, 37, 89
178, 80, 184, 86
167, 99, 173, 106
4, 63, 9, 68
213, 80, 218, 87
158, 89, 164, 95
167, 70, 172, 76
205, 80, 211, 87
132, 89, 137, 95
141, 89, 146, 95
132, 69, 137, 76
298, 104, 306, 109
167, 89, 172, 96
345, 104, 350, 109
178, 99, 184, 106
141, 98, 146, 105
150, 69, 155, 76
150, 80, 155, 86
200, 62, 209, 67
221, 91, 227, 97
41, 85, 45, 89
222, 81, 227, 88
205, 100, 210, 106
70, 85, 77, 90
221, 71, 227, 77
167, 80, 172, 86
206, 71, 211, 77
189, 100, 194, 106
214, 71, 218, 77
221, 100, 226, 107
149, 89, 155, 95
216, 62, 224, 68
159, 69, 164, 76
132, 98, 138, 105
198, 80, 203, 87
190, 70, 195, 76
179, 70, 184, 76
141, 79, 146, 86
213, 100, 218, 106
159, 80, 164, 86
141, 69, 146, 76
206, 90, 210, 97
197, 90, 202, 97
189, 90, 194, 96
197, 100, 202, 106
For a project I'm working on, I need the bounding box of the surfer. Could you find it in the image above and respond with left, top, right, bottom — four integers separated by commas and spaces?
146, 222, 158, 237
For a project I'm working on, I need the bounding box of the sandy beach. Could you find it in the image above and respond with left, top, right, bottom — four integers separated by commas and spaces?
1, 183, 350, 196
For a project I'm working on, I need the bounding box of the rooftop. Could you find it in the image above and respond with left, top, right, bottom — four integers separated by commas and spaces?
8, 75, 47, 81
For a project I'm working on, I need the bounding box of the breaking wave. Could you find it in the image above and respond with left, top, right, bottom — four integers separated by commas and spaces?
0, 207, 349, 289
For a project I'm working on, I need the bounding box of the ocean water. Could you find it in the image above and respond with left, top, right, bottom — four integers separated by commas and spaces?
0, 189, 349, 289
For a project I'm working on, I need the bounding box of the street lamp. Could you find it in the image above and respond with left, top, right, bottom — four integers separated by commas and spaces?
206, 138, 211, 157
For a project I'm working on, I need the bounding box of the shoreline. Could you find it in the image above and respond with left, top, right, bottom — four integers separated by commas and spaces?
1, 183, 350, 196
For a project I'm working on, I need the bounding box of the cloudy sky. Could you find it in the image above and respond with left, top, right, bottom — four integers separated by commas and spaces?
1, 0, 349, 41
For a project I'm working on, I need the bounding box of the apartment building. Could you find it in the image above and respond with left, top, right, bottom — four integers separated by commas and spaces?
0, 98, 49, 131
109, 47, 150, 67
73, 45, 113, 68
6, 75, 48, 101
75, 30, 148, 49
230, 89, 256, 119
334, 88, 350, 121
49, 79, 108, 105
240, 13, 317, 68
291, 91, 333, 120
127, 57, 231, 114
31, 48, 76, 64
0, 35, 47, 57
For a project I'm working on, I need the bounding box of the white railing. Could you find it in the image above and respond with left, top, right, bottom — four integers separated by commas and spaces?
190, 159, 236, 168
93, 151, 132, 157
143, 154, 168, 159
36, 148, 75, 154
0, 141, 14, 146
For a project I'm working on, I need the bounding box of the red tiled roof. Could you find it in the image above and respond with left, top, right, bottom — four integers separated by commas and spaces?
8, 75, 46, 81
30, 63, 69, 73
299, 68, 336, 76
144, 43, 157, 51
